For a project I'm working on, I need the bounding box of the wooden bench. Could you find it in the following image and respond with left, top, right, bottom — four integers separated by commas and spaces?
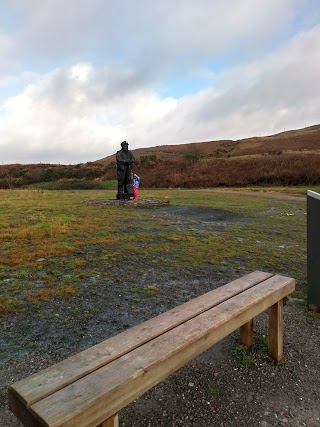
8, 271, 295, 427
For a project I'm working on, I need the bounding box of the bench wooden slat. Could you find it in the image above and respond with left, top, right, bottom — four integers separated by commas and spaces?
9, 270, 272, 409
24, 275, 294, 427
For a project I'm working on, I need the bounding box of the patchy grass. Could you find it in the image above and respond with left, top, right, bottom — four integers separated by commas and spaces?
0, 189, 135, 266
291, 291, 306, 300
232, 335, 270, 367
0, 295, 21, 316
26, 286, 77, 305
212, 186, 314, 196
232, 345, 254, 367
0, 188, 306, 314
254, 335, 269, 356
306, 310, 320, 319
29, 180, 118, 190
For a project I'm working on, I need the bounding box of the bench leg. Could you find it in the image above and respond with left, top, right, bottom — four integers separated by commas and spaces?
240, 319, 253, 347
98, 414, 119, 427
268, 300, 283, 363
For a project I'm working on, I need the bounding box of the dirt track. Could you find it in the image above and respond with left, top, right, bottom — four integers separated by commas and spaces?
195, 189, 306, 201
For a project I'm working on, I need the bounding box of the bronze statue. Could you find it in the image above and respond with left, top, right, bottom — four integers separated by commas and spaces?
116, 141, 135, 200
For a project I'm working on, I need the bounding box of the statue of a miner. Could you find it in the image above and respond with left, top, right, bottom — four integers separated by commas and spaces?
116, 141, 135, 200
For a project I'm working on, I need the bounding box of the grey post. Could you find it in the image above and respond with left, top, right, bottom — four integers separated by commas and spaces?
307, 190, 320, 310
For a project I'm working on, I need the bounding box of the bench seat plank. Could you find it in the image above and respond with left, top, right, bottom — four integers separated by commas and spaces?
9, 271, 272, 409
23, 275, 294, 427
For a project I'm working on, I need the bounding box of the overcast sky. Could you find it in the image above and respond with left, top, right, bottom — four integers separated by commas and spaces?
0, 0, 319, 164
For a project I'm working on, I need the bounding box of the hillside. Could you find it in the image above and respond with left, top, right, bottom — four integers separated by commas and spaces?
95, 124, 320, 165
1, 124, 320, 189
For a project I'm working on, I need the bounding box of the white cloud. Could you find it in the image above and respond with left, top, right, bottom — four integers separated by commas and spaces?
0, 0, 319, 163
0, 32, 12, 55
10, 1, 298, 71
0, 62, 177, 163
141, 24, 320, 144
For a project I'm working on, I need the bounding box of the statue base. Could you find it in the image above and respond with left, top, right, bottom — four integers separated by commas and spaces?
116, 193, 134, 200
87, 198, 168, 206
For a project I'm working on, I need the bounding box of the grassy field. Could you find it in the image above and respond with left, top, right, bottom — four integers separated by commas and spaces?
0, 187, 308, 319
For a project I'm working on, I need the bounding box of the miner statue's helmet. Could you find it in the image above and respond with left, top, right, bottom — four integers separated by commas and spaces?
121, 141, 129, 147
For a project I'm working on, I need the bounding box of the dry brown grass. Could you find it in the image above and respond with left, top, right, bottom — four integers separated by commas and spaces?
26, 286, 77, 304
0, 189, 127, 267
98, 124, 320, 164
125, 152, 320, 188
98, 124, 320, 188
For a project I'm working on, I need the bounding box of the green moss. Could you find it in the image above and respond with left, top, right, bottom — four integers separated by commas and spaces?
291, 291, 306, 300
306, 310, 320, 319
254, 335, 269, 356
0, 296, 21, 316
232, 345, 254, 367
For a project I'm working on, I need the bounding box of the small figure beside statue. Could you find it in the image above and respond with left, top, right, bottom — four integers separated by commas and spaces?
116, 141, 140, 200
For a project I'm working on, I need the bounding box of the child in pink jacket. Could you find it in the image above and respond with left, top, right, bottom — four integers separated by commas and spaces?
132, 173, 141, 200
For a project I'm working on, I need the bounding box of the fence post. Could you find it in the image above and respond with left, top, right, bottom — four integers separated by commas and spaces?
307, 190, 320, 311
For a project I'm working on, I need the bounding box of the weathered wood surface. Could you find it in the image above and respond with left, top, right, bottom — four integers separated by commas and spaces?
240, 319, 254, 347
269, 300, 284, 363
98, 414, 119, 427
9, 273, 295, 427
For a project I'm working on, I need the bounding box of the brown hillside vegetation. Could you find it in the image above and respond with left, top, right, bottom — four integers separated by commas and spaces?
98, 124, 320, 188
96, 124, 320, 165
0, 124, 319, 188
